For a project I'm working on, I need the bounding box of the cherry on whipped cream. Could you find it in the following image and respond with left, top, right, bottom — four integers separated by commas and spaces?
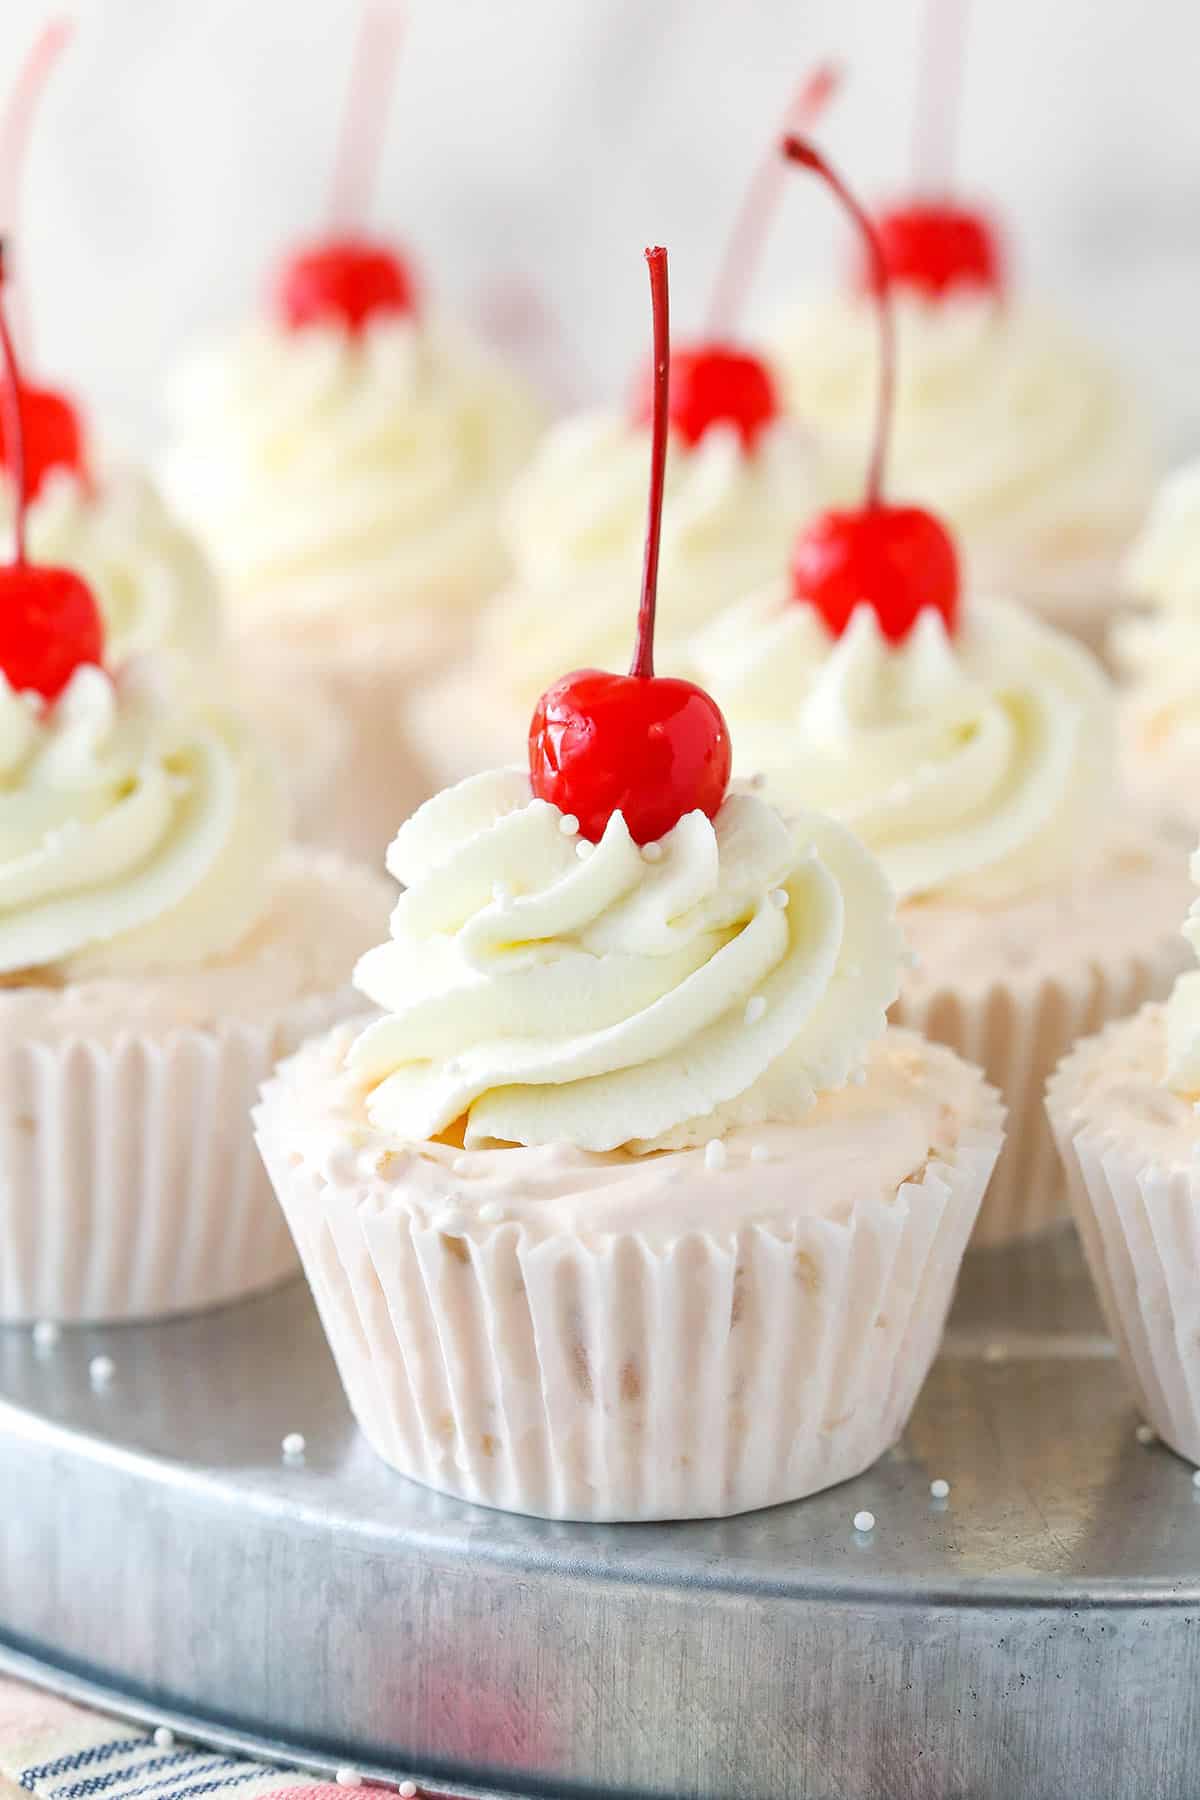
0, 242, 102, 700
531, 247, 731, 845
0, 21, 90, 500
782, 136, 960, 644
629, 62, 839, 454
273, 5, 420, 335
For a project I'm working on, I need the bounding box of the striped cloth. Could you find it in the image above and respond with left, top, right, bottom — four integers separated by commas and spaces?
0, 1680, 415, 1800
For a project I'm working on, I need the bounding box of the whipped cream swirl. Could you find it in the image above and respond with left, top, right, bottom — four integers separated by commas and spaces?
0, 468, 222, 665
349, 767, 899, 1152
1166, 844, 1200, 1098
0, 659, 286, 980
1114, 461, 1200, 760
692, 593, 1114, 904
478, 409, 820, 708
768, 292, 1152, 593
162, 315, 542, 639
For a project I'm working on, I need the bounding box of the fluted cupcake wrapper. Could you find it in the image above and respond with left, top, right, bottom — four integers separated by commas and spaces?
0, 987, 359, 1326
1048, 1035, 1200, 1464
893, 936, 1182, 1249
255, 1082, 1003, 1522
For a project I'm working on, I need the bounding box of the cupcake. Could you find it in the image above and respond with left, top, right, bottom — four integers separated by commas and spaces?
766, 185, 1153, 654
1111, 460, 1200, 840
1048, 845, 1200, 1464
255, 245, 1002, 1522
0, 260, 389, 1323
692, 138, 1187, 1248
162, 238, 543, 861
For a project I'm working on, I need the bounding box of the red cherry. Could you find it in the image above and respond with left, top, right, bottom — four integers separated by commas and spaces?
782, 136, 961, 643
273, 236, 418, 335
790, 504, 958, 643
0, 379, 88, 501
632, 341, 778, 452
0, 243, 103, 699
861, 201, 1004, 301
529, 247, 731, 846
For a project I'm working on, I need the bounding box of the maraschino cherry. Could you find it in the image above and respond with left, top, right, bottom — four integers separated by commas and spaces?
272, 4, 419, 335
782, 137, 960, 644
0, 20, 90, 501
531, 247, 731, 846
631, 63, 839, 453
0, 243, 102, 700
862, 0, 1005, 300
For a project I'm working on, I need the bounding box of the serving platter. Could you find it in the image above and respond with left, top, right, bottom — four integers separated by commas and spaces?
2, 1230, 1198, 1800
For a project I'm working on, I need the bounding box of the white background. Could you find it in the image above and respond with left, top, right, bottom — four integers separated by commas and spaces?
1, 0, 1199, 454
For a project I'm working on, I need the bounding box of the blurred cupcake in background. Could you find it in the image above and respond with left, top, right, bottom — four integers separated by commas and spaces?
1111, 461, 1200, 842
694, 135, 1185, 1248
411, 67, 842, 790
162, 5, 544, 861
0, 259, 390, 1324
765, 9, 1154, 654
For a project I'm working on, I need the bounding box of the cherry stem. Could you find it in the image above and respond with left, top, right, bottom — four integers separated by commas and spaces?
705, 61, 839, 342
0, 19, 73, 365
782, 136, 893, 510
0, 244, 28, 565
328, 2, 407, 232
911, 0, 969, 197
631, 246, 669, 682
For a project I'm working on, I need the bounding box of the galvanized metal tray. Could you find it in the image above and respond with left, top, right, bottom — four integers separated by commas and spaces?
2, 1230, 1197, 1800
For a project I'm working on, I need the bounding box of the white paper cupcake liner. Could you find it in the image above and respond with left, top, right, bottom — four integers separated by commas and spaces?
893, 935, 1182, 1249
255, 1066, 1003, 1521
0, 986, 357, 1326
1048, 1022, 1200, 1464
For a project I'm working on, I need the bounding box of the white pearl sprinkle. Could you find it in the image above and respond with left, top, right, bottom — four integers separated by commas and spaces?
853, 1510, 875, 1533
576, 840, 594, 860
744, 995, 767, 1026
1192, 1469, 1200, 1488
558, 814, 580, 837
1136, 1423, 1156, 1445
153, 1728, 176, 1750
704, 1138, 727, 1173
478, 1201, 505, 1224
398, 1784, 418, 1799
769, 888, 789, 909
282, 1432, 306, 1459
642, 841, 664, 862
89, 1355, 114, 1386
749, 1144, 769, 1165
930, 1478, 950, 1500
335, 1770, 362, 1789
32, 1319, 61, 1350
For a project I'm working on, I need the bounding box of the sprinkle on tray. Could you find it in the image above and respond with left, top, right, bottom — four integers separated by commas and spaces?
282, 1432, 307, 1459
88, 1354, 114, 1386
853, 1510, 875, 1534
930, 1478, 950, 1500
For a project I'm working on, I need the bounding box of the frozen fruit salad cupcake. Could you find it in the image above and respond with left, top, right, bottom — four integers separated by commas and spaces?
693, 139, 1186, 1247
162, 248, 541, 859
256, 246, 1003, 1521
0, 263, 389, 1323
1111, 460, 1200, 840
767, 170, 1153, 654
1048, 844, 1200, 1466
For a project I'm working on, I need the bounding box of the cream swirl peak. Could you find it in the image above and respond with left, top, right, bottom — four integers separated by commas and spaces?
349, 768, 899, 1153
767, 292, 1152, 591
1166, 845, 1200, 1098
0, 657, 286, 981
693, 592, 1114, 905
0, 467, 222, 665
162, 315, 541, 636
1114, 462, 1200, 753
480, 408, 819, 703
